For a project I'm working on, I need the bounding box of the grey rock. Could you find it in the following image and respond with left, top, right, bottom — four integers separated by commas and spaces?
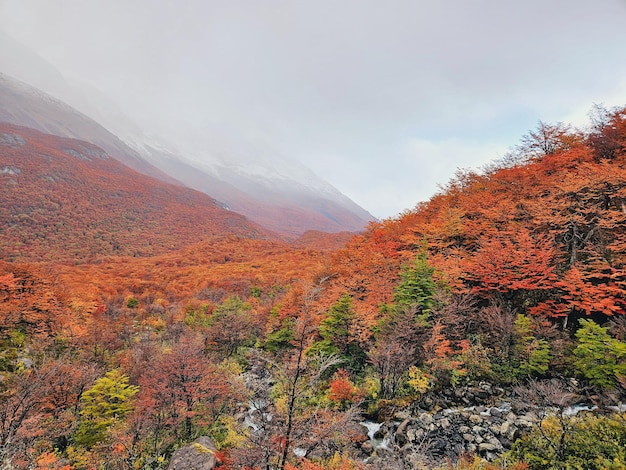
485, 452, 498, 461
361, 441, 374, 455
395, 410, 411, 420
478, 442, 497, 452
501, 421, 510, 435
506, 425, 519, 441
0, 166, 20, 175
522, 412, 538, 422
472, 426, 486, 435
396, 419, 411, 446
432, 438, 447, 451
516, 418, 533, 428
168, 436, 218, 470
488, 437, 503, 449
479, 382, 492, 392
469, 414, 482, 424
419, 413, 433, 425
500, 437, 514, 449
0, 133, 25, 147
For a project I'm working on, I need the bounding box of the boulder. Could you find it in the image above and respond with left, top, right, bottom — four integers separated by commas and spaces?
408, 427, 425, 443
506, 425, 519, 441
478, 442, 497, 452
395, 419, 411, 446
500, 421, 510, 436
361, 441, 374, 455
469, 414, 482, 424
168, 436, 218, 470
395, 410, 411, 420
418, 412, 433, 425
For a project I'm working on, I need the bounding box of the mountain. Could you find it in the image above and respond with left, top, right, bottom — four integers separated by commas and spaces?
0, 123, 266, 262
135, 140, 374, 238
0, 30, 375, 237
0, 70, 374, 238
77, 107, 375, 238
0, 72, 175, 183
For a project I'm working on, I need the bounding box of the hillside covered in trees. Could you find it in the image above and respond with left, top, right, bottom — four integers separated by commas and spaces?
1, 105, 626, 469
0, 124, 268, 262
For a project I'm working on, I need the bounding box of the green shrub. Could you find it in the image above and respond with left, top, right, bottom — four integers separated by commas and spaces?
126, 296, 139, 308
508, 413, 626, 469
573, 319, 626, 388
515, 314, 551, 377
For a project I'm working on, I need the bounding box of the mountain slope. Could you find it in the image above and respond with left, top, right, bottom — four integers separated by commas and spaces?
318, 108, 626, 335
0, 72, 175, 183
0, 70, 374, 237
0, 30, 375, 236
0, 123, 266, 262
138, 143, 374, 237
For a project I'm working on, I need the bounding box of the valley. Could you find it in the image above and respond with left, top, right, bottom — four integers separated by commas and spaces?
1, 105, 626, 469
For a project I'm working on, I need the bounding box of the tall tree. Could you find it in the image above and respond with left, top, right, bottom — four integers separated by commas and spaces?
308, 294, 365, 373
137, 332, 231, 446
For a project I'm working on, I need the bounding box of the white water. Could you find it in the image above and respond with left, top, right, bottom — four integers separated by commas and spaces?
608, 403, 626, 412
443, 402, 512, 416
361, 421, 392, 450
563, 404, 597, 416
243, 399, 271, 431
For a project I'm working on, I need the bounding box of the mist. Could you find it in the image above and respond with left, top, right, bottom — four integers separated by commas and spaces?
1, 0, 626, 217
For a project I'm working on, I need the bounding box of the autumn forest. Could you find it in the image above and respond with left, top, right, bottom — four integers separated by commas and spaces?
2, 105, 626, 470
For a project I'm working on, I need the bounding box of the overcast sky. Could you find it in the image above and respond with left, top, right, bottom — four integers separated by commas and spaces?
1, 0, 626, 218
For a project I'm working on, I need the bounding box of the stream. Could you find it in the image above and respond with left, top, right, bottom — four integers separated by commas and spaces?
361, 421, 392, 450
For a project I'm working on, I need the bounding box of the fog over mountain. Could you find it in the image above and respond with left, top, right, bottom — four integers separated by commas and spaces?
2, 1, 626, 217
0, 31, 373, 236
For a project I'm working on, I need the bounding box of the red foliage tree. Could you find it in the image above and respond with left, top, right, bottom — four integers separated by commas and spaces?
327, 369, 359, 408
132, 332, 233, 455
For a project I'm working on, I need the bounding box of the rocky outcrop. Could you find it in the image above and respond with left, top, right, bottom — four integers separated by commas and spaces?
168, 436, 218, 470
360, 401, 536, 467
357, 382, 605, 467
400, 404, 533, 458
